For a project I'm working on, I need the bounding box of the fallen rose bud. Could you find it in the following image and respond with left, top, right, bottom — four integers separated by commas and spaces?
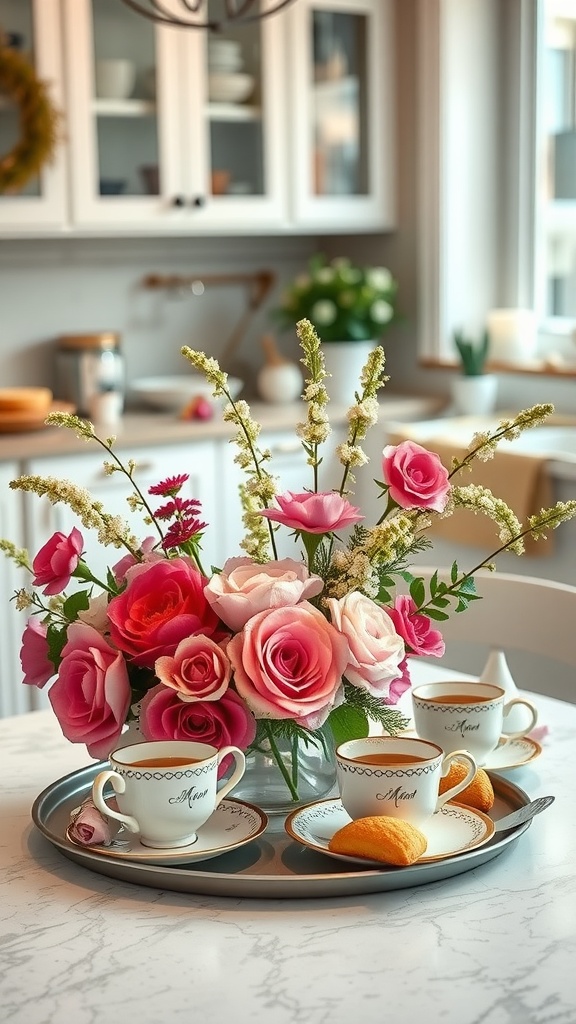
68, 799, 112, 846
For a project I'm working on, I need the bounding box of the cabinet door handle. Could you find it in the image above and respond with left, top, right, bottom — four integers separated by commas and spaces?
172, 195, 185, 208
191, 195, 205, 208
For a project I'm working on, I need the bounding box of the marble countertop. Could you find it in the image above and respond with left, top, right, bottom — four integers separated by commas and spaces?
0, 394, 446, 463
2, 675, 575, 1024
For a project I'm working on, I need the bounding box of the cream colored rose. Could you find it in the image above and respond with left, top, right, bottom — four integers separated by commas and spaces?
204, 557, 324, 632
327, 591, 405, 698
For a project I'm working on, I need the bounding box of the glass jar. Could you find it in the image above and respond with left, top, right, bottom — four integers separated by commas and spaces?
56, 333, 125, 416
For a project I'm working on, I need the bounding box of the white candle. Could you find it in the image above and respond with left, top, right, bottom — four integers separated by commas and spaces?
486, 308, 537, 362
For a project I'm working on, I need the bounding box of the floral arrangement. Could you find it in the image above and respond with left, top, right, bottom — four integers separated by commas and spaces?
273, 254, 399, 342
2, 320, 575, 804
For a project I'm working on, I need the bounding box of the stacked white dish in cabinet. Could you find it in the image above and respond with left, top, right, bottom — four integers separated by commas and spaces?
208, 37, 254, 104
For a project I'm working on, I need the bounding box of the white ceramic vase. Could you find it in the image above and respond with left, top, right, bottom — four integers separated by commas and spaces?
321, 340, 375, 406
451, 373, 498, 415
479, 649, 536, 733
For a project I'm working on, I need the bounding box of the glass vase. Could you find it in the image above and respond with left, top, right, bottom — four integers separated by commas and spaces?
231, 731, 337, 817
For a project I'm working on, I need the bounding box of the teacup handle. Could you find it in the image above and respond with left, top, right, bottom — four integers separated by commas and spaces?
502, 698, 538, 739
91, 769, 140, 834
435, 750, 477, 811
214, 746, 246, 806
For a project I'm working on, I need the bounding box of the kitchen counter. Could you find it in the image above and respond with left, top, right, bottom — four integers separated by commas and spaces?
1, 672, 574, 1024
0, 394, 446, 462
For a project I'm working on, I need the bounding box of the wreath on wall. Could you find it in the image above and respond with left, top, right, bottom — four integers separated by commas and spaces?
0, 37, 61, 195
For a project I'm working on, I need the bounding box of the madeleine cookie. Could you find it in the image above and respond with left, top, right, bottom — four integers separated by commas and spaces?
439, 761, 495, 812
328, 815, 428, 866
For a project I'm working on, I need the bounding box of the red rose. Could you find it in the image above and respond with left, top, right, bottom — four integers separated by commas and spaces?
107, 557, 223, 669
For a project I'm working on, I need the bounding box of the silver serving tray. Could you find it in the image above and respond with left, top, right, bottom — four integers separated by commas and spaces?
32, 763, 532, 899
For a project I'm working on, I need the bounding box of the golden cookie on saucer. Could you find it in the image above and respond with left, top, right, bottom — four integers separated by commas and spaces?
328, 815, 428, 866
439, 761, 495, 812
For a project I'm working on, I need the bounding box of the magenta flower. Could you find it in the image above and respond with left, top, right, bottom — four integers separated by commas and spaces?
154, 496, 203, 521
32, 527, 84, 596
260, 491, 363, 534
382, 441, 450, 512
161, 517, 207, 552
20, 618, 54, 688
148, 474, 190, 496
387, 595, 445, 658
48, 622, 132, 760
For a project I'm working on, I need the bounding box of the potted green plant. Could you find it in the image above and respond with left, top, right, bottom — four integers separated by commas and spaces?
452, 328, 498, 415
273, 254, 399, 405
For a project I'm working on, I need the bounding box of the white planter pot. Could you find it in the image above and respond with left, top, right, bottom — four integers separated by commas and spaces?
321, 340, 376, 406
451, 374, 498, 415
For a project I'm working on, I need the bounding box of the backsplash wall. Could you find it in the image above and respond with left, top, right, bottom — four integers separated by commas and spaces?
0, 235, 324, 402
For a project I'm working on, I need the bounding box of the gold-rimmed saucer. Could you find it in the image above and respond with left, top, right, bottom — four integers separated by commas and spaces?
285, 798, 495, 868
66, 797, 267, 866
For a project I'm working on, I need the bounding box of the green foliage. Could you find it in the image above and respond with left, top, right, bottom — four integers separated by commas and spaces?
273, 253, 399, 342
404, 563, 482, 620
453, 329, 490, 376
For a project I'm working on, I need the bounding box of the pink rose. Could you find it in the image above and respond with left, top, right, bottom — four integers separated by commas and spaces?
228, 603, 348, 729
107, 557, 224, 669
384, 656, 412, 705
387, 595, 445, 658
260, 491, 363, 534
139, 685, 256, 773
32, 527, 84, 596
327, 591, 405, 698
112, 536, 160, 582
68, 800, 112, 847
382, 441, 450, 512
49, 622, 132, 760
204, 557, 324, 632
155, 635, 232, 701
20, 618, 54, 688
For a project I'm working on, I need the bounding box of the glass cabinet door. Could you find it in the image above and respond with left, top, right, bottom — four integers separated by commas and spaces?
63, 0, 183, 226
288, 0, 394, 230
537, 0, 576, 323
63, 0, 286, 229
0, 0, 67, 229
181, 0, 287, 229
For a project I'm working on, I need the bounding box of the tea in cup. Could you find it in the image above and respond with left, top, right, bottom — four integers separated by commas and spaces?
335, 736, 477, 828
91, 740, 246, 848
411, 681, 538, 765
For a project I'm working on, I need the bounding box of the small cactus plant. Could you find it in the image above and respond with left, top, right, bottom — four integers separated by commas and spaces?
453, 329, 490, 376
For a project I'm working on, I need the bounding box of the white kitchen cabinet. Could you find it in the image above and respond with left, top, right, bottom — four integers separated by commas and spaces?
24, 440, 220, 585
1, 0, 393, 236
0, 0, 69, 231
61, 0, 288, 232
287, 0, 395, 231
0, 463, 29, 717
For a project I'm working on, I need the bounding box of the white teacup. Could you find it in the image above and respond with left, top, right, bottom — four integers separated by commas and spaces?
336, 736, 477, 828
92, 740, 246, 849
411, 681, 538, 765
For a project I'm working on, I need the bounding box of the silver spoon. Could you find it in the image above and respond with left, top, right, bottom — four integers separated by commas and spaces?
493, 795, 555, 832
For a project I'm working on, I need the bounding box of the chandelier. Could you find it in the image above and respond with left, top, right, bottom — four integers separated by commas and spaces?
117, 1, 298, 31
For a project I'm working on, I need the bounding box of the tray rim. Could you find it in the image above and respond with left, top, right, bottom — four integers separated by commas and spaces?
31, 762, 534, 899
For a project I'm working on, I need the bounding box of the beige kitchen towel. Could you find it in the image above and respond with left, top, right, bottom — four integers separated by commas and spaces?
388, 431, 554, 556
